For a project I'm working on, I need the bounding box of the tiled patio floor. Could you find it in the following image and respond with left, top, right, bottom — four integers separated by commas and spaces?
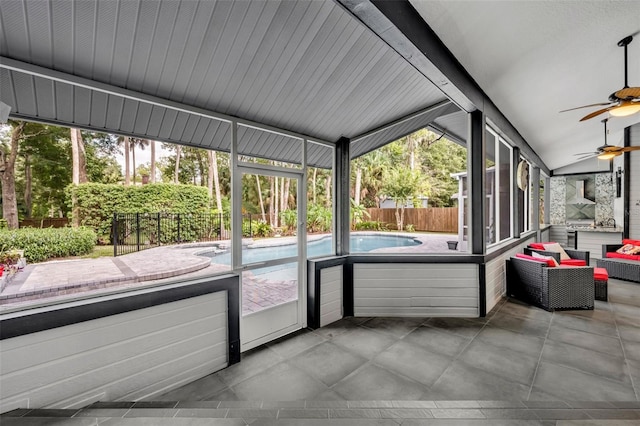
156, 278, 640, 403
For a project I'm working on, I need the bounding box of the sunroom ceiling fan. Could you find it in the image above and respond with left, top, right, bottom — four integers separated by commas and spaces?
561, 35, 640, 121
575, 118, 640, 160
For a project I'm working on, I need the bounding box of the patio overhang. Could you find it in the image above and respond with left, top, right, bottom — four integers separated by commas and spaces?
0, 0, 462, 170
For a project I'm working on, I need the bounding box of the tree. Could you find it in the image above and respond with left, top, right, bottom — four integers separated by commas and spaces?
129, 138, 149, 184
381, 167, 425, 231
1, 121, 26, 228
70, 128, 88, 185
150, 140, 156, 183
119, 136, 131, 185
70, 128, 88, 227
174, 145, 182, 184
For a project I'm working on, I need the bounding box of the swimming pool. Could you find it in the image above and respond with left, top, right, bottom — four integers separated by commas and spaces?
205, 234, 421, 266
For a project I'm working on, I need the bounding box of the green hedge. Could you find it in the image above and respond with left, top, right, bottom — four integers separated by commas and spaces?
0, 227, 97, 263
66, 183, 211, 243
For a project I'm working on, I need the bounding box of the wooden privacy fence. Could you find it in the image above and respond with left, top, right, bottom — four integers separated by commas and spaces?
366, 207, 458, 233
19, 218, 70, 228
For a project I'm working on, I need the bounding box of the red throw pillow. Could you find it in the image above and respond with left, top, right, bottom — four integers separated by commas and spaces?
515, 252, 556, 267
529, 243, 546, 250
622, 239, 640, 246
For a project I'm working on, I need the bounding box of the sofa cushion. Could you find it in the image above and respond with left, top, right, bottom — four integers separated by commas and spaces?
516, 252, 556, 267
622, 239, 640, 246
542, 242, 571, 261
594, 267, 609, 281
606, 252, 640, 261
560, 258, 587, 266
529, 243, 547, 250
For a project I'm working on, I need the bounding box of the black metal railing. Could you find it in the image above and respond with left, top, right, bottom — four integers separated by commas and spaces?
112, 212, 272, 256
113, 212, 231, 256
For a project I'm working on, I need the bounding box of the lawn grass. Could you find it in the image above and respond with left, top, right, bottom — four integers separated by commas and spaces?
81, 245, 114, 259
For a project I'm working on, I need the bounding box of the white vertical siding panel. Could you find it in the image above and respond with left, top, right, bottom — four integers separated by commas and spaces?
353, 264, 478, 317
485, 237, 536, 313
0, 292, 228, 412
576, 231, 623, 259
320, 266, 343, 327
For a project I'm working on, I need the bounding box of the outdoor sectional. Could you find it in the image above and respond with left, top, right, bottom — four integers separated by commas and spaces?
597, 239, 640, 283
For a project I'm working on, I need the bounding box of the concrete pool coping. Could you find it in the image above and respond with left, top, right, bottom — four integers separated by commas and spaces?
0, 232, 457, 309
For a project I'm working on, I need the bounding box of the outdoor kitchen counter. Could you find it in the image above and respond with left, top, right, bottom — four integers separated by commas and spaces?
573, 227, 624, 233
573, 228, 623, 260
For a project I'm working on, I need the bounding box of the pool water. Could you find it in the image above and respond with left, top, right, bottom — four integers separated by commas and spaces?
207, 234, 421, 266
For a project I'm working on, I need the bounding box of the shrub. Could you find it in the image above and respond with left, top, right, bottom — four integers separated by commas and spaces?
405, 224, 415, 232
66, 183, 210, 243
307, 204, 332, 233
354, 221, 388, 231
0, 227, 97, 263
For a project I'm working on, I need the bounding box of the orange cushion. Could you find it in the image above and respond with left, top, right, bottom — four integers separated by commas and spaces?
560, 259, 587, 266
606, 252, 640, 261
594, 267, 609, 281
515, 252, 556, 267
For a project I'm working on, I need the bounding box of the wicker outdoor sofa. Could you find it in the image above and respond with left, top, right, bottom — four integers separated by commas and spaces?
596, 244, 640, 283
506, 256, 594, 311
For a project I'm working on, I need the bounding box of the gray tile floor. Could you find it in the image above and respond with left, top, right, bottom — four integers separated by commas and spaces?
158, 278, 640, 404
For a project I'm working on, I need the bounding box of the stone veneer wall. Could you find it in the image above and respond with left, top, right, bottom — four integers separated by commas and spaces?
595, 173, 615, 224
549, 173, 614, 225
549, 176, 566, 225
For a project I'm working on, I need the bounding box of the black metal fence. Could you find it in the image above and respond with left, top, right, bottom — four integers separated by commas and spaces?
112, 212, 271, 256
113, 212, 231, 256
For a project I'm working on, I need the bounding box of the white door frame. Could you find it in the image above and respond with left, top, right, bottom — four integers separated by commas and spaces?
230, 121, 307, 351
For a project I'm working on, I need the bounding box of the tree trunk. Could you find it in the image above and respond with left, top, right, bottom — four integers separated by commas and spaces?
150, 140, 156, 183
123, 137, 131, 185
408, 134, 416, 171
273, 176, 279, 228
325, 175, 331, 208
256, 175, 266, 222
209, 151, 224, 232
312, 168, 317, 205
70, 128, 88, 184
0, 122, 23, 229
268, 176, 275, 226
131, 145, 137, 185
283, 178, 290, 212
24, 154, 32, 219
280, 176, 286, 212
354, 168, 362, 205
174, 145, 181, 184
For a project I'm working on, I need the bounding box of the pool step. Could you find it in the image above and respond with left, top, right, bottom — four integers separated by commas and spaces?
2, 400, 640, 425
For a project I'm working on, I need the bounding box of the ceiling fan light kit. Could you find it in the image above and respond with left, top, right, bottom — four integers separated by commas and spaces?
563, 35, 640, 121
597, 152, 617, 160
608, 100, 640, 117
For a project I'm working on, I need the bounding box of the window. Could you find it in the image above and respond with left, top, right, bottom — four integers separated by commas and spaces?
485, 126, 513, 247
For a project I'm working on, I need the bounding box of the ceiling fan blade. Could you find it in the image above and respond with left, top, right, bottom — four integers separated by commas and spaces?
614, 87, 640, 99
574, 151, 598, 156
559, 102, 614, 113
579, 107, 612, 121
621, 146, 640, 152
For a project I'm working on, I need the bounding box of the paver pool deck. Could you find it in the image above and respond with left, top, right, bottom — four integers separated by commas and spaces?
0, 232, 457, 311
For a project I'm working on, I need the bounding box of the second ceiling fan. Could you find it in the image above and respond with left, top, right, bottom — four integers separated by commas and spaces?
575, 118, 640, 160
561, 35, 640, 121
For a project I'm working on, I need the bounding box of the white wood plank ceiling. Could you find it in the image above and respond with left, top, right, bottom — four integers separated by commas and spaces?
0, 0, 461, 168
